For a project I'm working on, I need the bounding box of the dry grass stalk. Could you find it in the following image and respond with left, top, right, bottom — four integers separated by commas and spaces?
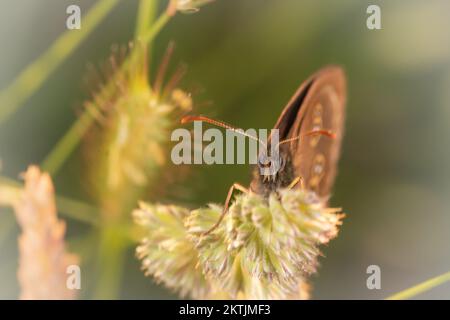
12, 166, 78, 300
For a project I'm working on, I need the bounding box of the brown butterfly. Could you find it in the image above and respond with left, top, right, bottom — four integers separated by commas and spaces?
182, 66, 346, 234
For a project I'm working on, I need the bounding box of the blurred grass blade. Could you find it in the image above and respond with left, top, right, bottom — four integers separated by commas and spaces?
0, 175, 98, 226
135, 0, 159, 40
41, 109, 93, 174
55, 194, 99, 226
0, 0, 119, 124
41, 11, 172, 175
386, 271, 450, 300
93, 1, 169, 300
93, 224, 128, 299
142, 11, 171, 44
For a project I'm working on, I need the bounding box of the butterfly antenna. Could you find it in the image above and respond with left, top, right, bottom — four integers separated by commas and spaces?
181, 115, 266, 147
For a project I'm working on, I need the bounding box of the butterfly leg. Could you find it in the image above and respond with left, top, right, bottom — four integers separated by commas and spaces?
288, 176, 305, 190
202, 183, 249, 236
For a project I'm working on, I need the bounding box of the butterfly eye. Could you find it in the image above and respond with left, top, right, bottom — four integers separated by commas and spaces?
258, 155, 271, 168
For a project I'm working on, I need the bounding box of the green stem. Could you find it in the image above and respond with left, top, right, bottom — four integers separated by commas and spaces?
56, 194, 99, 226
41, 11, 172, 176
93, 223, 129, 299
92, 5, 171, 300
386, 270, 450, 300
0, 210, 16, 249
0, 0, 119, 124
135, 0, 159, 40
41, 108, 94, 174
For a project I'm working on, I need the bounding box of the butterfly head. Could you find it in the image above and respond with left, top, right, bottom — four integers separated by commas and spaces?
250, 147, 295, 197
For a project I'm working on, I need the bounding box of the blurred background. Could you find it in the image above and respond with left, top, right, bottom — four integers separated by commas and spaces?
1, 0, 450, 299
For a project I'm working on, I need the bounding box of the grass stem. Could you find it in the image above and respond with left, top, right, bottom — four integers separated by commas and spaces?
41, 11, 172, 176
0, 175, 98, 226
135, 0, 159, 40
0, 0, 119, 124
92, 2, 171, 299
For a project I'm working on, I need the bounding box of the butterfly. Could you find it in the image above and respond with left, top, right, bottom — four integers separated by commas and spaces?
182, 66, 346, 234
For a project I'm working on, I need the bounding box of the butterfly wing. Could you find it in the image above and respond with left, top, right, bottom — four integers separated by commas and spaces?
274, 66, 346, 197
